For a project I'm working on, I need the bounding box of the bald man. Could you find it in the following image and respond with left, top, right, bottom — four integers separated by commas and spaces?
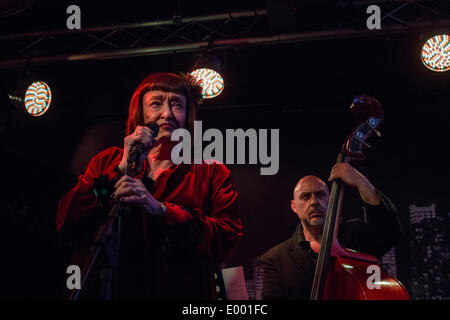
261, 163, 402, 300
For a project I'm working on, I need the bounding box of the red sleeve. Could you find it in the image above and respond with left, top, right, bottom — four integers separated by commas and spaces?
161, 162, 243, 262
56, 147, 123, 247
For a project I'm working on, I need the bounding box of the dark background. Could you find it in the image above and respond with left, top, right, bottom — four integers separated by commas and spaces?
0, 0, 449, 299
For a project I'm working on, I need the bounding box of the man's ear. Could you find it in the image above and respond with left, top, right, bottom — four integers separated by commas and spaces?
290, 200, 296, 213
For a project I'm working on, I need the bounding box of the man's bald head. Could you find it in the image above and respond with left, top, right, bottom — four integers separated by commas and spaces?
291, 175, 330, 227
293, 175, 329, 199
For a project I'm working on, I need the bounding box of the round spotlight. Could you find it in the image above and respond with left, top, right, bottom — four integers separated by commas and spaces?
191, 54, 224, 99
190, 68, 224, 99
24, 81, 52, 116
421, 34, 450, 72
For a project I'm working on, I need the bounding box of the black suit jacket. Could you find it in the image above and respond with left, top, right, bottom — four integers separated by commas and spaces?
261, 190, 402, 300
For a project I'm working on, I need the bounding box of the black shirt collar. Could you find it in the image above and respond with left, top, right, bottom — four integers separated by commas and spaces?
296, 223, 309, 247
296, 223, 319, 259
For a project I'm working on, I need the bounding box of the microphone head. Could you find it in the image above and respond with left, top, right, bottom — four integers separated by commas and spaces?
145, 122, 159, 137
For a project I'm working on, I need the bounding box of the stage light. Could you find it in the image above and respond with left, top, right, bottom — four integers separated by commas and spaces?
190, 68, 224, 99
421, 34, 450, 72
24, 81, 52, 116
8, 81, 52, 117
190, 54, 224, 99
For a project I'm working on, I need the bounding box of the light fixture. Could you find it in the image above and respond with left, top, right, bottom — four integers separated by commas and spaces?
24, 81, 52, 116
421, 34, 450, 72
190, 54, 224, 99
8, 80, 52, 117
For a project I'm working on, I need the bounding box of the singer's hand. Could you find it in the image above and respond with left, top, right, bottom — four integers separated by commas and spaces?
112, 175, 164, 217
118, 125, 157, 174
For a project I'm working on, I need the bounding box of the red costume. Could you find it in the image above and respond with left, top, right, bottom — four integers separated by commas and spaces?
57, 147, 243, 299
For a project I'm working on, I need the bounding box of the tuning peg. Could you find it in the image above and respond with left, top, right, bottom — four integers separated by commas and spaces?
372, 128, 382, 137
366, 119, 382, 137
354, 136, 372, 149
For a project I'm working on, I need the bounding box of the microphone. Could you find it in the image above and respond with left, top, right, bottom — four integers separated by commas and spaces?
126, 122, 159, 177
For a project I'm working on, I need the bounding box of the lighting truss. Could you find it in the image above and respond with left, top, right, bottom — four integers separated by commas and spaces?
0, 1, 449, 68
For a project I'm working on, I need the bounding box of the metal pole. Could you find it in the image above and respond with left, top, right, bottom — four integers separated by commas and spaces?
1, 19, 449, 68
0, 9, 268, 41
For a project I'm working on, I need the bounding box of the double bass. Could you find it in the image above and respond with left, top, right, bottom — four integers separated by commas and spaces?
310, 95, 410, 300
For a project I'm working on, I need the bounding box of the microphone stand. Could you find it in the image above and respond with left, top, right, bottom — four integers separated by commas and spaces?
68, 161, 138, 300
69, 122, 158, 300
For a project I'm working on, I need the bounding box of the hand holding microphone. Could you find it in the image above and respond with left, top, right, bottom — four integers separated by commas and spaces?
118, 122, 159, 176
113, 122, 165, 217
